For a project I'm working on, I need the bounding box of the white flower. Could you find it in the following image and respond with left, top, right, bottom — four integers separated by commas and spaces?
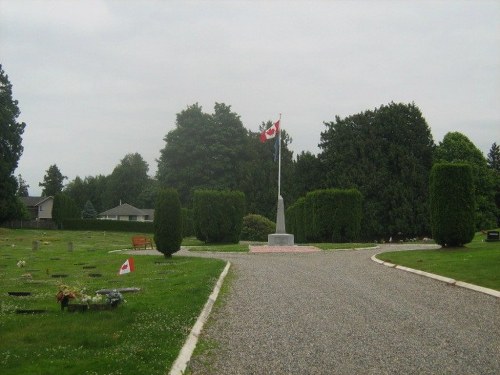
16, 260, 26, 268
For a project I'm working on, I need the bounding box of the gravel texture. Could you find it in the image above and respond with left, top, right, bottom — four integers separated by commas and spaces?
183, 245, 500, 374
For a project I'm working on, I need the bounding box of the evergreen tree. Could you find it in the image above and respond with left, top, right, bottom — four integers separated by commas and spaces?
430, 163, 475, 247
81, 200, 98, 219
487, 142, 500, 172
154, 189, 182, 257
16, 174, 29, 197
157, 103, 250, 205
0, 65, 26, 222
434, 132, 497, 230
319, 102, 434, 240
39, 164, 67, 196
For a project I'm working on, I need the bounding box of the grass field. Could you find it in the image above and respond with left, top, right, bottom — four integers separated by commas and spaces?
376, 231, 500, 291
0, 228, 225, 375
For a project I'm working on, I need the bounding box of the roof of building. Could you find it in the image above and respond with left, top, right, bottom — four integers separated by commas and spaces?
20, 196, 53, 207
99, 203, 153, 217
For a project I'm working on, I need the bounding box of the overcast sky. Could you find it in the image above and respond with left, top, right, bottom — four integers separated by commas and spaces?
1, 0, 499, 196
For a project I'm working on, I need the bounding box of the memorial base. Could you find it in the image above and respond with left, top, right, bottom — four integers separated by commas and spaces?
268, 233, 294, 246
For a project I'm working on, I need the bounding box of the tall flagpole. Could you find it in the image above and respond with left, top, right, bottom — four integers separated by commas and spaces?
277, 113, 282, 199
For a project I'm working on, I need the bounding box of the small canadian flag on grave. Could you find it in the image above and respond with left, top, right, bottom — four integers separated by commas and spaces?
118, 258, 135, 275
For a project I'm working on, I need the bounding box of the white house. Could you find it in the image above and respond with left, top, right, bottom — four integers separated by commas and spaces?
98, 203, 154, 222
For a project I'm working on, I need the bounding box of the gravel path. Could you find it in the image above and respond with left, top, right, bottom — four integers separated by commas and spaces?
183, 245, 500, 374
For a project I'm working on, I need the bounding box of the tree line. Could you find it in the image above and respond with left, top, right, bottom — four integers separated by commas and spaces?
1, 64, 499, 240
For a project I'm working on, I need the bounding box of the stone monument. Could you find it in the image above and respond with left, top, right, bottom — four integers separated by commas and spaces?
268, 195, 294, 246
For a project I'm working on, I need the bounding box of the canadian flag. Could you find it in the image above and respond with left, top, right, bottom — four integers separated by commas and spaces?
118, 258, 135, 275
260, 119, 280, 142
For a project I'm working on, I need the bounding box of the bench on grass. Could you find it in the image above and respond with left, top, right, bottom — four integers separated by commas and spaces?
131, 235, 154, 250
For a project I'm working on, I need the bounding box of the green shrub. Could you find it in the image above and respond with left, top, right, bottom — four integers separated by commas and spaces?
240, 214, 275, 241
304, 189, 362, 242
193, 190, 245, 243
154, 188, 183, 257
430, 163, 475, 247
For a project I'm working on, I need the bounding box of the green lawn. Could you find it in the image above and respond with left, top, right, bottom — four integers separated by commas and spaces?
376, 231, 500, 291
0, 228, 225, 375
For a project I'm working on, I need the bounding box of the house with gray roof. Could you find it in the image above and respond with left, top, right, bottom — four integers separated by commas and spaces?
20, 196, 54, 220
98, 203, 154, 222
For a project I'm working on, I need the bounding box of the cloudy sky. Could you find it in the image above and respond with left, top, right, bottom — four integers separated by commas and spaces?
1, 0, 499, 196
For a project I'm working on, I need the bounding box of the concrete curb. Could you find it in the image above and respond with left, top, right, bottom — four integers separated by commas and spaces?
168, 261, 231, 375
371, 253, 500, 298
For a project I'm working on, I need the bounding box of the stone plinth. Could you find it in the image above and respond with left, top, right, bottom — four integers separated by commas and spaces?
268, 233, 295, 246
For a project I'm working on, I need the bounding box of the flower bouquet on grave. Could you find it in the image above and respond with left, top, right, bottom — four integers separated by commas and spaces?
56, 284, 79, 310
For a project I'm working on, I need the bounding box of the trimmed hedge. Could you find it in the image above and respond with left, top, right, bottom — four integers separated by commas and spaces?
430, 163, 475, 247
193, 190, 246, 243
240, 214, 276, 242
286, 197, 306, 243
303, 188, 362, 243
62, 218, 153, 232
154, 188, 182, 257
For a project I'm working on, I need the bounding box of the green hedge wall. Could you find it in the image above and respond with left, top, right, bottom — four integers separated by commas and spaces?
430, 163, 475, 247
62, 218, 154, 232
303, 188, 362, 243
193, 190, 246, 243
286, 197, 306, 243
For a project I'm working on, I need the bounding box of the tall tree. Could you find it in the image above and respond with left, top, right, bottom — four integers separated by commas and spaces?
434, 132, 497, 230
157, 103, 250, 205
487, 143, 500, 226
103, 153, 149, 208
0, 65, 26, 222
319, 102, 435, 239
16, 174, 29, 197
487, 142, 500, 172
39, 164, 67, 196
293, 151, 325, 199
65, 175, 108, 214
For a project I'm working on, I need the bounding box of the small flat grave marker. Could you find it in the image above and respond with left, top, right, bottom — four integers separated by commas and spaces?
16, 309, 46, 314
8, 291, 32, 296
83, 266, 96, 269
89, 273, 102, 277
51, 274, 68, 278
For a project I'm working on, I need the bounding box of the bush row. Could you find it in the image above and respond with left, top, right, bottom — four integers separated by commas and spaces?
193, 190, 246, 243
62, 218, 154, 233
287, 189, 363, 243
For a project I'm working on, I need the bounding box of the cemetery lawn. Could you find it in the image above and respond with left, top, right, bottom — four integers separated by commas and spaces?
312, 242, 376, 250
0, 228, 225, 375
376, 231, 500, 291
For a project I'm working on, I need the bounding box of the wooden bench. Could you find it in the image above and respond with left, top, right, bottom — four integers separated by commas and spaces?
131, 235, 154, 250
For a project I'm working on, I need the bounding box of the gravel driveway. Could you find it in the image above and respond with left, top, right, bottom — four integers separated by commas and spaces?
182, 245, 499, 374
